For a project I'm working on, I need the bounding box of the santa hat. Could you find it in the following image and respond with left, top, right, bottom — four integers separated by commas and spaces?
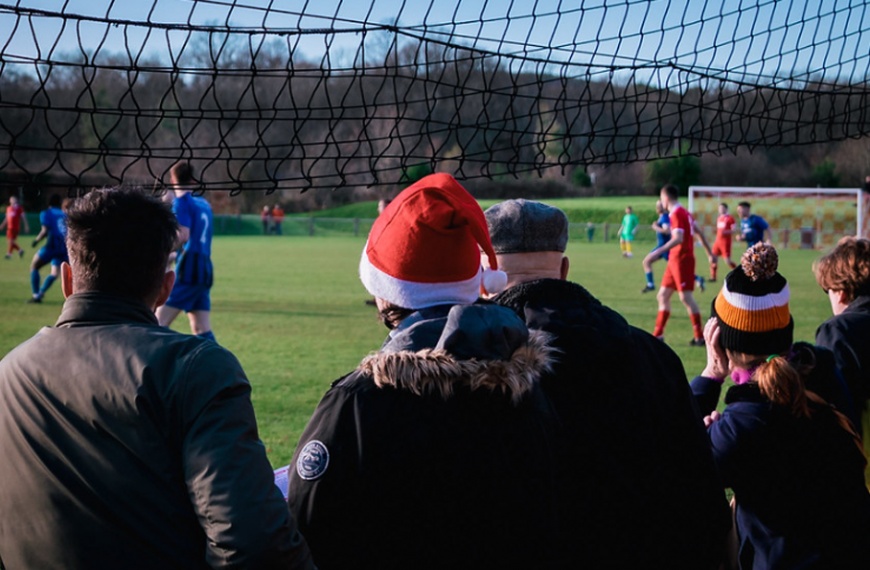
711, 243, 794, 355
359, 173, 508, 309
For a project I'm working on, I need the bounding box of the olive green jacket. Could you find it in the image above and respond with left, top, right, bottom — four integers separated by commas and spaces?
0, 292, 313, 570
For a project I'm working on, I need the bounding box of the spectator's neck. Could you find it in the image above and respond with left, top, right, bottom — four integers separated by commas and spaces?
494, 251, 567, 289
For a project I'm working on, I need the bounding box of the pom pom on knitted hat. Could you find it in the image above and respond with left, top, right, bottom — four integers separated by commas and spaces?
713, 242, 793, 355
741, 242, 779, 282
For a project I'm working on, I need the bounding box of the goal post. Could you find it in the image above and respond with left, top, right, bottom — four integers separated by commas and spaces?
688, 186, 866, 250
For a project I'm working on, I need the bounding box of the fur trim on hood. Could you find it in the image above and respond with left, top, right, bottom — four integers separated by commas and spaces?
357, 329, 556, 404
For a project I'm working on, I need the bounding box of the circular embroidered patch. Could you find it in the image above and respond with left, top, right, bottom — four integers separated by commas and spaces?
296, 440, 330, 481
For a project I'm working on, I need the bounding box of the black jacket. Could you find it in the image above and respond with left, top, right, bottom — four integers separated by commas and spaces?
288, 303, 562, 569
0, 293, 313, 570
492, 279, 731, 569
816, 295, 870, 411
816, 294, 870, 487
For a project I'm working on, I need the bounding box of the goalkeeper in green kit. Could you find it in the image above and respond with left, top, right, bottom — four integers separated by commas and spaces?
618, 205, 639, 258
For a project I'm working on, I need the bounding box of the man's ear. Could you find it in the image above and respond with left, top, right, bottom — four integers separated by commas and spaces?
560, 256, 570, 281
155, 270, 176, 309
836, 289, 851, 308
60, 262, 74, 299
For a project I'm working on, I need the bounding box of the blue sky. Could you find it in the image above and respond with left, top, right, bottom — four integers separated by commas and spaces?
1, 0, 867, 85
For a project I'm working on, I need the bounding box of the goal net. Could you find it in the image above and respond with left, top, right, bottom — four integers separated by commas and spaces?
688, 186, 867, 250
1, 1, 870, 193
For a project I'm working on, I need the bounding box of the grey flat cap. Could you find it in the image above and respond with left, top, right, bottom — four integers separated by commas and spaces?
484, 199, 569, 253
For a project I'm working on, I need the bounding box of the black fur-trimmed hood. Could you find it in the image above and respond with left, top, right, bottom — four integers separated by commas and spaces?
357, 304, 557, 403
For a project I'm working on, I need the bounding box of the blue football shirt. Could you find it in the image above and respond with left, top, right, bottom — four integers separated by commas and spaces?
39, 207, 67, 253
741, 214, 769, 247
173, 193, 214, 286
656, 212, 671, 248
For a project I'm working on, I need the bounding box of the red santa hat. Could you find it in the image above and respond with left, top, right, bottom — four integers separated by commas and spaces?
359, 173, 508, 309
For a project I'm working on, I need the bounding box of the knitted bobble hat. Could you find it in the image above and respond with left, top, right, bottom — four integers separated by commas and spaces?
711, 243, 794, 355
359, 173, 508, 310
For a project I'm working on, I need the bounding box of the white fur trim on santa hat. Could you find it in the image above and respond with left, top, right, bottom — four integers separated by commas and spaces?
360, 248, 483, 309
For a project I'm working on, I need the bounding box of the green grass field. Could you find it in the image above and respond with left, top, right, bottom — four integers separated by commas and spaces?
311, 196, 664, 224
0, 235, 834, 468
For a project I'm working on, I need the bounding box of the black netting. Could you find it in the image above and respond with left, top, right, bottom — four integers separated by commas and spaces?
0, 0, 868, 192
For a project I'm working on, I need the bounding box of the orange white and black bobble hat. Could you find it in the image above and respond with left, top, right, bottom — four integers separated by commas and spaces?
711, 242, 794, 355
359, 173, 508, 310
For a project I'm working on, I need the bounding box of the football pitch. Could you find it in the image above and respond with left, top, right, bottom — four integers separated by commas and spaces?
0, 235, 835, 468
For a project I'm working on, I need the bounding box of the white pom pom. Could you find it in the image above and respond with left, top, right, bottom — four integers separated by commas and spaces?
482, 268, 508, 295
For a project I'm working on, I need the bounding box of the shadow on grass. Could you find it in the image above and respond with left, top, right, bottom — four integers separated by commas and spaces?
220, 298, 365, 319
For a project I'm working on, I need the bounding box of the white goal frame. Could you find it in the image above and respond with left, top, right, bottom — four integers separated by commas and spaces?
688, 186, 866, 244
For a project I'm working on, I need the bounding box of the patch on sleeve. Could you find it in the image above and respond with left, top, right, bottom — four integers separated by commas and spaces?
296, 440, 330, 481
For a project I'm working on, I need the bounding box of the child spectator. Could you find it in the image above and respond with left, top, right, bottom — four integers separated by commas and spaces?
692, 243, 870, 569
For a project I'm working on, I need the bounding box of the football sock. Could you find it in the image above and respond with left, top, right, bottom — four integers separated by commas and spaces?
625, 242, 632, 254
728, 259, 737, 269
644, 271, 654, 288
690, 312, 703, 339
710, 262, 717, 281
39, 274, 56, 296
653, 310, 670, 338
30, 269, 40, 295
197, 330, 217, 343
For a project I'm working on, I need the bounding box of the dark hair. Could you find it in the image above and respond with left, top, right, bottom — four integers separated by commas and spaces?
170, 161, 196, 186
661, 184, 679, 200
738, 201, 751, 208
65, 187, 178, 302
719, 202, 728, 209
377, 301, 414, 330
48, 194, 63, 208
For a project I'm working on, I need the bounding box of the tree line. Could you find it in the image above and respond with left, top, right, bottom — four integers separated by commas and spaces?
0, 32, 867, 213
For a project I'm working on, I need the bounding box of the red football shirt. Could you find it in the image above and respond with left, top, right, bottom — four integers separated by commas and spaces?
5, 204, 24, 231
716, 214, 735, 241
668, 205, 694, 263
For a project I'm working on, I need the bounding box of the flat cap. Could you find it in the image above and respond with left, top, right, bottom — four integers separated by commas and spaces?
484, 199, 569, 254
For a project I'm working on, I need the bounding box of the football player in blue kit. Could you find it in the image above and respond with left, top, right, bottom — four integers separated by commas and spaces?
156, 162, 217, 343
28, 194, 68, 303
737, 201, 771, 248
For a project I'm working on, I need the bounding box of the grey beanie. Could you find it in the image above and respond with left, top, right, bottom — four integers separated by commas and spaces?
484, 199, 569, 254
